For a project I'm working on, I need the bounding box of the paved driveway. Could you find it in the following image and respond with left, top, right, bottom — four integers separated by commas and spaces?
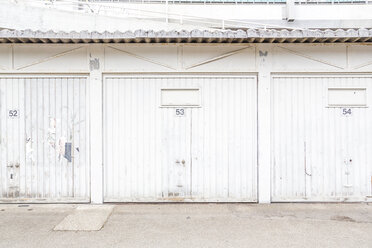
0, 203, 371, 248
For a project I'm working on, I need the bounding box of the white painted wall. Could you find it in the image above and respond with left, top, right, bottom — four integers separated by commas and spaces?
0, 2, 204, 32
1, 1, 372, 31
0, 43, 372, 203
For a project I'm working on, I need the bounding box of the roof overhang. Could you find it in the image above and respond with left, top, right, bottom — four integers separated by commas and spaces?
1, 29, 372, 44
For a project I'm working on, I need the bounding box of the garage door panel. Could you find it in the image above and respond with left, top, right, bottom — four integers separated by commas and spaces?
272, 76, 372, 201
0, 76, 90, 202
191, 77, 257, 200
162, 107, 192, 198
104, 76, 257, 202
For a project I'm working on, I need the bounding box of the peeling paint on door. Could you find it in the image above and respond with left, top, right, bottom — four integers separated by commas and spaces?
0, 76, 90, 202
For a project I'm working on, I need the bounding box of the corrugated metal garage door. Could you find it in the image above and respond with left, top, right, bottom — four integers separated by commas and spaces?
103, 75, 257, 202
271, 75, 372, 202
0, 76, 90, 202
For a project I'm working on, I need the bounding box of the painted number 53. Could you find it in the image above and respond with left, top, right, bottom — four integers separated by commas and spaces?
175, 108, 185, 116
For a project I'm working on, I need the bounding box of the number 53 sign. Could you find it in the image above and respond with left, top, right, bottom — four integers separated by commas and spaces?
175, 108, 185, 117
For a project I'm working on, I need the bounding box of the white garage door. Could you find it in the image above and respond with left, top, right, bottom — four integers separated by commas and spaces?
103, 75, 257, 202
0, 76, 90, 202
271, 75, 372, 202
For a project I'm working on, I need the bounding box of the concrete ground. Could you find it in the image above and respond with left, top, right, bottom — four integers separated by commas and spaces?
0, 203, 371, 248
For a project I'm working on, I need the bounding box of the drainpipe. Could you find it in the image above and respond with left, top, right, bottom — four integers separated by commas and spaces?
166, 0, 169, 24
285, 0, 295, 22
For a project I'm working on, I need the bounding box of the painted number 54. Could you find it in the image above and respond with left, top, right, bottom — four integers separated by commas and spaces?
342, 108, 352, 116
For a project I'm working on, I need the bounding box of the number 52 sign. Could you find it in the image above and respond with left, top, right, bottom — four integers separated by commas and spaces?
8, 109, 19, 119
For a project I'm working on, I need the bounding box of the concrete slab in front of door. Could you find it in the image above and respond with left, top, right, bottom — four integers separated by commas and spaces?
54, 205, 114, 231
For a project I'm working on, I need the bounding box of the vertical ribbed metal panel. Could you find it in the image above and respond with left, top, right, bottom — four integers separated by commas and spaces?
271, 75, 372, 202
103, 76, 257, 202
0, 76, 89, 202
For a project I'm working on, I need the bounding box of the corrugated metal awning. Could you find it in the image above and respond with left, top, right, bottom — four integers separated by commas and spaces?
1, 29, 372, 44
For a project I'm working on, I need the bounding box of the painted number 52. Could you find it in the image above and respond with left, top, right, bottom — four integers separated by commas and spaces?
8, 110, 19, 118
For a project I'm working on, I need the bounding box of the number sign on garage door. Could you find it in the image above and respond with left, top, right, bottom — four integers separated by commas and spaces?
271, 76, 372, 202
103, 75, 257, 202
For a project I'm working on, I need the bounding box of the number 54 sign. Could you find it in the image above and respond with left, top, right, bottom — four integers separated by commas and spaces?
342, 108, 352, 117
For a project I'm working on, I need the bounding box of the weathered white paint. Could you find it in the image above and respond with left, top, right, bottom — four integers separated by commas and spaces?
257, 44, 273, 203
89, 45, 104, 204
271, 75, 372, 202
1, 44, 372, 74
0, 76, 90, 202
0, 43, 372, 203
160, 88, 201, 107
103, 75, 257, 202
328, 88, 367, 107
104, 45, 257, 73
